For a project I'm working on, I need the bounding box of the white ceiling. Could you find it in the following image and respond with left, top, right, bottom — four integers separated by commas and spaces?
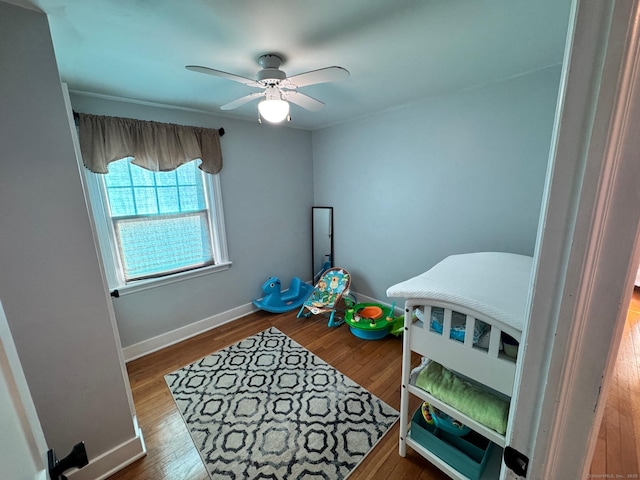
8, 0, 572, 130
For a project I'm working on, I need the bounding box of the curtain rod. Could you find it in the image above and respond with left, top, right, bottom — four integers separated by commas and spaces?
72, 111, 225, 137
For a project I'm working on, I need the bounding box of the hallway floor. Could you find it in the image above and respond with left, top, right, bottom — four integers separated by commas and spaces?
590, 287, 640, 477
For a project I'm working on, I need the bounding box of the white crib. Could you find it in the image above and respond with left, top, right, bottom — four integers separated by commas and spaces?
387, 252, 533, 479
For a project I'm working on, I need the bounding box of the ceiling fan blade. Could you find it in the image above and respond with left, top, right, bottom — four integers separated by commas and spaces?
186, 65, 260, 87
220, 92, 265, 110
285, 91, 325, 112
284, 66, 350, 88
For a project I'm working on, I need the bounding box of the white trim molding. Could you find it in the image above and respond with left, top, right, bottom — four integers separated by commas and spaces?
505, 0, 640, 478
66, 422, 146, 480
122, 302, 256, 362
540, 0, 640, 477
0, 300, 49, 480
122, 291, 396, 363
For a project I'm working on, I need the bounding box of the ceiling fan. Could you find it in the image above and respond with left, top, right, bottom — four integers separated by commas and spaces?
186, 54, 349, 123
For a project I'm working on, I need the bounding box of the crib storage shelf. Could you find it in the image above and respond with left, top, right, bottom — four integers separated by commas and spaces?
407, 407, 502, 480
405, 427, 503, 480
405, 355, 507, 448
407, 383, 506, 448
400, 329, 506, 479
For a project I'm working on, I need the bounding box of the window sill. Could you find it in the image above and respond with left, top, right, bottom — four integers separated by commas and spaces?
110, 261, 232, 297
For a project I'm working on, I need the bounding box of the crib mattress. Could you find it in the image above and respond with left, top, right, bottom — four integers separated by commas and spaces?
386, 252, 533, 332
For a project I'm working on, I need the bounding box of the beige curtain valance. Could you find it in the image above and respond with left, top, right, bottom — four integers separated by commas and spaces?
78, 113, 223, 174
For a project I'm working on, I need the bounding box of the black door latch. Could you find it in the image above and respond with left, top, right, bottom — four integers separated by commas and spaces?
504, 445, 529, 477
48, 442, 88, 480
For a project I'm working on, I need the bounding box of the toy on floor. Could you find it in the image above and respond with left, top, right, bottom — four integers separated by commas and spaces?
344, 300, 403, 340
252, 276, 313, 313
297, 267, 351, 327
388, 315, 405, 336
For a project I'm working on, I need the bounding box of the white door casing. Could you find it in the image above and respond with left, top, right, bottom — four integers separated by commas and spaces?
505, 0, 640, 478
0, 299, 49, 480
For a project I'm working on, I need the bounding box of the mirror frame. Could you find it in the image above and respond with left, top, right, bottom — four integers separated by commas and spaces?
312, 206, 333, 283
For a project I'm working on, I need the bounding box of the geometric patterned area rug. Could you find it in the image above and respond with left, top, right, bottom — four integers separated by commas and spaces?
165, 327, 399, 479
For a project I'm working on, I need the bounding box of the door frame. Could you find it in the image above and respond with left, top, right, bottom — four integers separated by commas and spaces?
505, 0, 640, 478
0, 299, 49, 480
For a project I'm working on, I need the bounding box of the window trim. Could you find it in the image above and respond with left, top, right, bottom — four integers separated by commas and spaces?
108, 261, 232, 296
81, 159, 231, 296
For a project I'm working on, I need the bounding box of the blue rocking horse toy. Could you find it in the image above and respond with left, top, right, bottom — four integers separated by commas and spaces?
252, 276, 313, 313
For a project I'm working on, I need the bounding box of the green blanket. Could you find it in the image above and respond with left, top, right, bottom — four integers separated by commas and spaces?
415, 361, 509, 435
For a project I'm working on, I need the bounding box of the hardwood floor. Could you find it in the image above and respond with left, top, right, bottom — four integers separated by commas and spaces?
108, 306, 448, 480
108, 290, 640, 479
589, 288, 640, 478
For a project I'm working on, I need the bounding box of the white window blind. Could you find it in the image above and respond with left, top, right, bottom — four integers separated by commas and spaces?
103, 158, 215, 281
81, 156, 230, 293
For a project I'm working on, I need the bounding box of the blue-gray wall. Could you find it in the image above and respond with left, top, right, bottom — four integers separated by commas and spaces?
73, 64, 561, 347
71, 95, 314, 347
0, 1, 137, 459
312, 66, 561, 301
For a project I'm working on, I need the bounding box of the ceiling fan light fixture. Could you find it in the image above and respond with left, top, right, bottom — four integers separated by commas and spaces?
188, 53, 350, 123
258, 98, 290, 123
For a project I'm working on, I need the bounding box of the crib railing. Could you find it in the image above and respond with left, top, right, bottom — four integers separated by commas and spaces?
406, 300, 517, 397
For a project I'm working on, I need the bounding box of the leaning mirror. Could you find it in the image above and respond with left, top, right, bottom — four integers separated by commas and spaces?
312, 207, 333, 283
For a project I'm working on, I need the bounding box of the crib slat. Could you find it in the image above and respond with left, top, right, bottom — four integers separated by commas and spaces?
464, 315, 475, 347
488, 326, 501, 357
424, 306, 431, 330
442, 309, 452, 339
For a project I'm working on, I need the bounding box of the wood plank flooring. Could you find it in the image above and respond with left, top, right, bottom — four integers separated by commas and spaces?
108, 290, 640, 479
108, 306, 448, 480
589, 288, 640, 479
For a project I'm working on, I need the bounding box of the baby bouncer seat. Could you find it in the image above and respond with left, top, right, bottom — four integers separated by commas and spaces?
297, 267, 351, 327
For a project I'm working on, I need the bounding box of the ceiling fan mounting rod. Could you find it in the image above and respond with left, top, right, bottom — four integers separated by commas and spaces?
258, 54, 283, 69
256, 54, 286, 83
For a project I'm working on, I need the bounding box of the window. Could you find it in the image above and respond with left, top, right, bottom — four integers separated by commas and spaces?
83, 157, 229, 293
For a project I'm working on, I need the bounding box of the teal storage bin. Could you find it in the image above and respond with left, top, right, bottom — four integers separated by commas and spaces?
410, 408, 493, 480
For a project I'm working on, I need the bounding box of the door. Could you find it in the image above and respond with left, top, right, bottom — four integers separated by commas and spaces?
0, 299, 49, 480
505, 0, 640, 478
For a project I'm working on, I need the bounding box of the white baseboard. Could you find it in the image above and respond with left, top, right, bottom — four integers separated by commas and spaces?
66, 425, 146, 480
122, 302, 256, 362
352, 291, 380, 304
122, 293, 398, 364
